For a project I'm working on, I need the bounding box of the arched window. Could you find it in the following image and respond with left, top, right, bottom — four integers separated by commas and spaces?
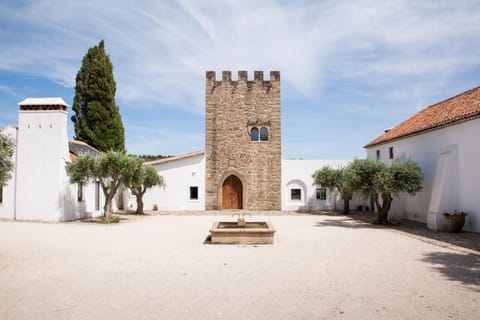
260, 127, 268, 141
250, 127, 259, 141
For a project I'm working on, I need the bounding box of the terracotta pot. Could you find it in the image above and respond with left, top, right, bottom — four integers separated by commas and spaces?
443, 213, 467, 233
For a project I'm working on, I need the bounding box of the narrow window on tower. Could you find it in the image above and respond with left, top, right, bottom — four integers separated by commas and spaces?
260, 127, 268, 141
250, 127, 259, 141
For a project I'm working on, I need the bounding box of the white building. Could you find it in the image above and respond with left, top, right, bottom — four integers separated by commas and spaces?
365, 86, 480, 233
139, 151, 206, 211
1, 96, 362, 221
131, 155, 364, 213
282, 159, 365, 212
0, 98, 103, 221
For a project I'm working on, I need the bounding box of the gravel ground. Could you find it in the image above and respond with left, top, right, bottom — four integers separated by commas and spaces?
0, 214, 478, 320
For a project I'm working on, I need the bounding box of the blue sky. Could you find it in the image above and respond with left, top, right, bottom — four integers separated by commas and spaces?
1, 0, 479, 159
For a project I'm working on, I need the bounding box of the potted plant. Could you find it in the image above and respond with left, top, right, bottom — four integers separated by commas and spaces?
443, 210, 468, 233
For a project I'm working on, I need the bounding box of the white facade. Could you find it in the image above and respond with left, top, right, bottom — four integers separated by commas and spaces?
1, 98, 102, 221
137, 152, 206, 211
282, 159, 366, 211
366, 118, 480, 233
15, 99, 71, 220
139, 156, 367, 212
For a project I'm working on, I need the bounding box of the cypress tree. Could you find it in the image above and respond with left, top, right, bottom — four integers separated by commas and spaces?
71, 40, 125, 152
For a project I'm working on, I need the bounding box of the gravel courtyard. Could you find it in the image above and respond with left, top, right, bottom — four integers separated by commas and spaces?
0, 214, 478, 320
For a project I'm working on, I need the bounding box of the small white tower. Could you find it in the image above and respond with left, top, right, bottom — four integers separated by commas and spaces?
15, 98, 70, 221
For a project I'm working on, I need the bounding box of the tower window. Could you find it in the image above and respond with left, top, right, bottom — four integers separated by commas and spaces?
260, 127, 268, 141
376, 150, 380, 160
250, 127, 269, 142
389, 147, 394, 159
250, 127, 259, 141
189, 186, 199, 200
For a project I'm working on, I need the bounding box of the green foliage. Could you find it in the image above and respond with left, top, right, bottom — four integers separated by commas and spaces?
312, 166, 353, 213
348, 159, 422, 196
132, 154, 173, 162
96, 216, 121, 224
71, 40, 125, 152
0, 131, 15, 187
313, 166, 341, 192
347, 158, 423, 224
385, 159, 423, 195
66, 151, 138, 219
347, 159, 385, 196
124, 158, 165, 214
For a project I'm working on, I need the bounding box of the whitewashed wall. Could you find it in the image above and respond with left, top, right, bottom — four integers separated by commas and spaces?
14, 109, 71, 221
282, 159, 367, 211
366, 118, 480, 233
63, 180, 103, 221
139, 154, 205, 211
2, 101, 102, 222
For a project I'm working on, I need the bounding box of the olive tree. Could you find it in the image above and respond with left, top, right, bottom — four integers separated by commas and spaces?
347, 158, 423, 224
312, 166, 353, 213
124, 159, 165, 214
66, 151, 137, 221
0, 131, 15, 187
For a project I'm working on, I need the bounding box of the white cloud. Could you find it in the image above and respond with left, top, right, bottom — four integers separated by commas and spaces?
1, 0, 479, 156
1, 0, 479, 111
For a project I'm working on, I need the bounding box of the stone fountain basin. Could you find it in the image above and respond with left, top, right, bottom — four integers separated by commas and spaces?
209, 221, 275, 245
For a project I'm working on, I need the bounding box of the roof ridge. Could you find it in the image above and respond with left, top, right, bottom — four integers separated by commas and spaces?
420, 85, 480, 113
144, 150, 205, 165
365, 85, 480, 148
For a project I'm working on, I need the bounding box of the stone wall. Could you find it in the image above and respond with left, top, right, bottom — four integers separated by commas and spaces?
205, 70, 281, 210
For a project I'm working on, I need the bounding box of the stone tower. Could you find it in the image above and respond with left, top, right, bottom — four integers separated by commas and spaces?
205, 70, 281, 210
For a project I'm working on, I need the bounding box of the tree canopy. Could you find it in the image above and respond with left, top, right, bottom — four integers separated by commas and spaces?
312, 166, 353, 213
124, 159, 165, 214
347, 158, 423, 224
66, 151, 137, 220
71, 40, 125, 152
0, 131, 15, 187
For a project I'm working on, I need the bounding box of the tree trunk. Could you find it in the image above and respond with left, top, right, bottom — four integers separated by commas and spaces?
104, 193, 115, 221
135, 193, 144, 214
332, 190, 337, 211
373, 193, 392, 225
343, 198, 350, 214
101, 179, 121, 222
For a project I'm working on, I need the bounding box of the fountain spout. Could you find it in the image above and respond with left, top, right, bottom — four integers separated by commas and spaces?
232, 212, 251, 227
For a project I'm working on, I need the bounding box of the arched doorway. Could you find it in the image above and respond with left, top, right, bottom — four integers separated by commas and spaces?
222, 175, 243, 209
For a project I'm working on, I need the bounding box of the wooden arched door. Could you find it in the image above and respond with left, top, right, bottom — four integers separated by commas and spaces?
222, 175, 243, 209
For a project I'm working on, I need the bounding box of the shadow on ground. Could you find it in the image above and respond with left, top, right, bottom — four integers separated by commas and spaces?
421, 251, 480, 292
314, 217, 379, 229
312, 211, 480, 255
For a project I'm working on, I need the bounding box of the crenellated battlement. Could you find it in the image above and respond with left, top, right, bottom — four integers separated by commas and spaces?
206, 70, 280, 84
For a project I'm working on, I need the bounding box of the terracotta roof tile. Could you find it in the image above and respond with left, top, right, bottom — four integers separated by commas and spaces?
68, 140, 101, 163
365, 86, 480, 148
